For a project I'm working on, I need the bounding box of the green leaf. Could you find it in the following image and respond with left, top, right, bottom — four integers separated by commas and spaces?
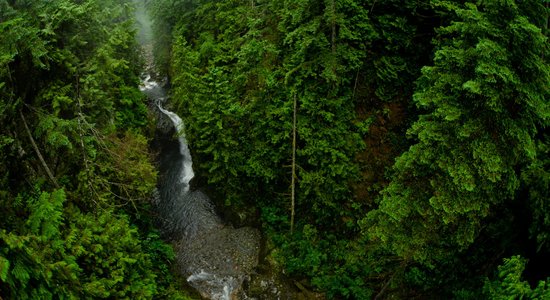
0, 256, 10, 282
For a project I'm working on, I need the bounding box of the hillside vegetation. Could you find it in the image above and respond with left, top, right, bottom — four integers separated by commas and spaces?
0, 0, 548, 299
148, 0, 549, 298
0, 0, 190, 298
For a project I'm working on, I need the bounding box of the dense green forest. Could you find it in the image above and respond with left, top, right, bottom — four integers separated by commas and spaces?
0, 0, 548, 299
0, 0, 190, 298
147, 0, 549, 298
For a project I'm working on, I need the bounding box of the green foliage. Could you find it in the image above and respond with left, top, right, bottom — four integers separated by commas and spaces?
64, 206, 157, 298
274, 226, 378, 299
0, 0, 188, 298
368, 0, 549, 265
149, 0, 550, 298
0, 188, 159, 299
74, 129, 157, 208
0, 0, 148, 194
100, 0, 550, 298
163, 0, 368, 228
484, 256, 550, 299
522, 134, 550, 252
27, 189, 66, 239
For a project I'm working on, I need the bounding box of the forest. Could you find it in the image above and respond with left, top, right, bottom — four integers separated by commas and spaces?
1, 0, 549, 299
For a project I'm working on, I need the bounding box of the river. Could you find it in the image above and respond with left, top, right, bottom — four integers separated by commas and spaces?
135, 2, 260, 299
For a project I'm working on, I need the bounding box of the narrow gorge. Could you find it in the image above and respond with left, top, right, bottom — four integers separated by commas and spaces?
136, 3, 260, 299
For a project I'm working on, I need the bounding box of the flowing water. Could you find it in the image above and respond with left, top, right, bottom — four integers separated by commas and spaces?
134, 2, 334, 299
136, 3, 260, 298
156, 103, 194, 191
140, 74, 261, 300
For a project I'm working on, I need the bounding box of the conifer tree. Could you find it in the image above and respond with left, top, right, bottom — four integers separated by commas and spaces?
368, 0, 549, 265
484, 256, 550, 299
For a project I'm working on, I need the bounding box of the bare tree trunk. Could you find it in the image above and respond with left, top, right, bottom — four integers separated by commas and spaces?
290, 93, 297, 233
20, 110, 60, 189
546, 2, 549, 33
375, 261, 407, 300
331, 0, 336, 54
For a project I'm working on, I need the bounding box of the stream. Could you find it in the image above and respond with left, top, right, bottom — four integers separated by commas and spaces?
133, 2, 314, 299
140, 74, 260, 300
135, 3, 260, 299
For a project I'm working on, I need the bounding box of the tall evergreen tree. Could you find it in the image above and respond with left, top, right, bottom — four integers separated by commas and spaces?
368, 0, 549, 265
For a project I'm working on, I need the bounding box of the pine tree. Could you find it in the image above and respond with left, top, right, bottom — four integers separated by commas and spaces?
368, 0, 549, 265
483, 256, 550, 299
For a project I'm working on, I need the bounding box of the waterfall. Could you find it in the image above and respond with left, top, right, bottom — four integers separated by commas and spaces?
156, 104, 194, 192
140, 74, 221, 240
135, 2, 260, 299
140, 75, 194, 192
140, 73, 254, 300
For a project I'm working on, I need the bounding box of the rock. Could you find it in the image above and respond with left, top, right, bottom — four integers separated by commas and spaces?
176, 226, 261, 299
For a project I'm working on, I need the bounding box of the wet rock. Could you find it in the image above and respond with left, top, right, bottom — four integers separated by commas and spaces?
176, 226, 261, 299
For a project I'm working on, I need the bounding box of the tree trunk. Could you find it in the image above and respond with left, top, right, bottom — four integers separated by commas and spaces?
290, 93, 297, 233
331, 0, 336, 54
20, 110, 60, 189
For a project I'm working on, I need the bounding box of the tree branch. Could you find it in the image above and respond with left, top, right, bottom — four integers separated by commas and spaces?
19, 110, 60, 189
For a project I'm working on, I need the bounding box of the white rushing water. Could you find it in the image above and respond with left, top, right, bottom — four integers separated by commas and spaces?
140, 74, 237, 300
139, 74, 158, 90
156, 104, 195, 191
135, 2, 260, 298
140, 75, 195, 192
186, 270, 235, 300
